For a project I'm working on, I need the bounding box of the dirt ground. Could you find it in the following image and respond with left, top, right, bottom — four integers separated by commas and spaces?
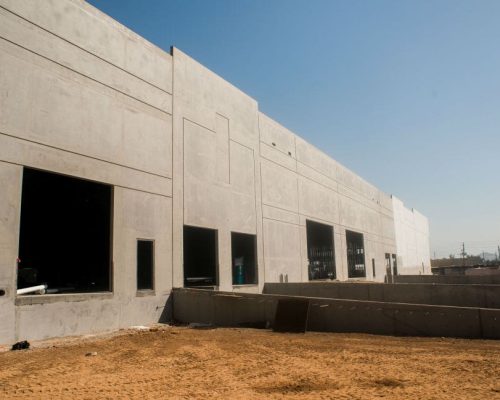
0, 326, 499, 400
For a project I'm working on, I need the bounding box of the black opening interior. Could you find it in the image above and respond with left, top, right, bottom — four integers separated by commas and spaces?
346, 230, 366, 278
183, 225, 217, 287
231, 232, 257, 285
392, 254, 398, 276
306, 220, 336, 280
385, 253, 392, 277
137, 240, 154, 290
18, 168, 112, 293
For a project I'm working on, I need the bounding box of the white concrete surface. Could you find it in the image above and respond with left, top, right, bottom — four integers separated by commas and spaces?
392, 196, 431, 274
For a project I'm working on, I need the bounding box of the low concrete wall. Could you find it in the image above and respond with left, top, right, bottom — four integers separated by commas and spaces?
263, 282, 500, 309
394, 275, 500, 285
172, 288, 500, 339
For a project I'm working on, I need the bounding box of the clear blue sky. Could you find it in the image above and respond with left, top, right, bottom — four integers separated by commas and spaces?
87, 0, 500, 258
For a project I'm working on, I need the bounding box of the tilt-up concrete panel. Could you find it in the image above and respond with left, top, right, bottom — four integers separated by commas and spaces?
172, 47, 263, 292
0, 163, 21, 344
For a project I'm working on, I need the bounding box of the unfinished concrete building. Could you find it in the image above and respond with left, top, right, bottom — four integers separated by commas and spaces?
0, 0, 431, 344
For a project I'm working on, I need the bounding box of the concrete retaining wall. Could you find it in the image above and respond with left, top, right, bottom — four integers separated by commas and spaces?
172, 288, 500, 339
263, 282, 500, 309
394, 275, 500, 285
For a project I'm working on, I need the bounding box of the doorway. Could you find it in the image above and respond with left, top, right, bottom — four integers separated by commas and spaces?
183, 225, 218, 287
306, 220, 336, 280
346, 230, 366, 278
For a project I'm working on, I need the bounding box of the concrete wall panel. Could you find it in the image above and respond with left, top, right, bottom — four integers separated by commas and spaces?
0, 135, 172, 198
298, 176, 339, 224
261, 160, 298, 212
0, 8, 171, 112
263, 219, 301, 282
0, 0, 173, 93
392, 196, 430, 273
0, 39, 172, 177
0, 163, 21, 344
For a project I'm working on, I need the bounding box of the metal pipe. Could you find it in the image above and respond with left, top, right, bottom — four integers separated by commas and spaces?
16, 284, 47, 295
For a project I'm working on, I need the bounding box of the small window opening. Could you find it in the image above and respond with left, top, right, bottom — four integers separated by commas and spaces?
346, 230, 366, 278
392, 254, 398, 276
17, 168, 112, 294
137, 240, 154, 290
306, 220, 336, 280
183, 225, 218, 287
385, 253, 392, 277
372, 258, 376, 278
231, 232, 257, 285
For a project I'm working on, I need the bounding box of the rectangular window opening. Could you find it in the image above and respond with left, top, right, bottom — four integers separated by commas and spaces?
183, 225, 218, 287
17, 168, 112, 294
385, 253, 392, 277
392, 254, 398, 276
231, 232, 257, 285
137, 240, 154, 291
306, 220, 336, 280
372, 258, 376, 278
346, 230, 366, 278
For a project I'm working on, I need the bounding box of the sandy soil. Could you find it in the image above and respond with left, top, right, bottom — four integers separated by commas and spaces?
1, 326, 499, 399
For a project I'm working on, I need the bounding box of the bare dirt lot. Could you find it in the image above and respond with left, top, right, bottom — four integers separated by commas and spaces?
1, 326, 499, 399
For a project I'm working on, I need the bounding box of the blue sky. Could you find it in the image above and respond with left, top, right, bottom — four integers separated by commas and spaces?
87, 0, 500, 258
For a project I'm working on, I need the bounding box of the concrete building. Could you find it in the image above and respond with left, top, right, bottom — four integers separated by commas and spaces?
0, 0, 430, 345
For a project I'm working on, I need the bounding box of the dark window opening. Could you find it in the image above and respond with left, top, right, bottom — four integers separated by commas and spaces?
372, 258, 376, 278
385, 253, 392, 277
306, 220, 336, 280
183, 225, 218, 287
231, 232, 257, 285
392, 254, 398, 276
137, 240, 154, 290
346, 230, 365, 278
385, 253, 392, 283
18, 168, 112, 293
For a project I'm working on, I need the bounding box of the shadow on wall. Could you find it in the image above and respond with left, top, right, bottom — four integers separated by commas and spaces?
158, 295, 173, 324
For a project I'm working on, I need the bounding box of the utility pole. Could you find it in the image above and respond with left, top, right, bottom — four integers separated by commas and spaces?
461, 242, 466, 267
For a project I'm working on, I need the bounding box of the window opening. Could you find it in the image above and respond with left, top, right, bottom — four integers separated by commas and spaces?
346, 230, 366, 278
392, 254, 398, 276
183, 225, 218, 287
231, 232, 257, 285
17, 168, 112, 294
137, 240, 154, 290
306, 220, 336, 280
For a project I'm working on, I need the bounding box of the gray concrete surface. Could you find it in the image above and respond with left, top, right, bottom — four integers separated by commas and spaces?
263, 282, 500, 309
173, 288, 500, 339
0, 0, 173, 344
393, 274, 500, 285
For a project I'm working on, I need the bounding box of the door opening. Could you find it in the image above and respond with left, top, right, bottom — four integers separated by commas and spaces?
183, 225, 218, 287
306, 220, 336, 280
346, 230, 366, 278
